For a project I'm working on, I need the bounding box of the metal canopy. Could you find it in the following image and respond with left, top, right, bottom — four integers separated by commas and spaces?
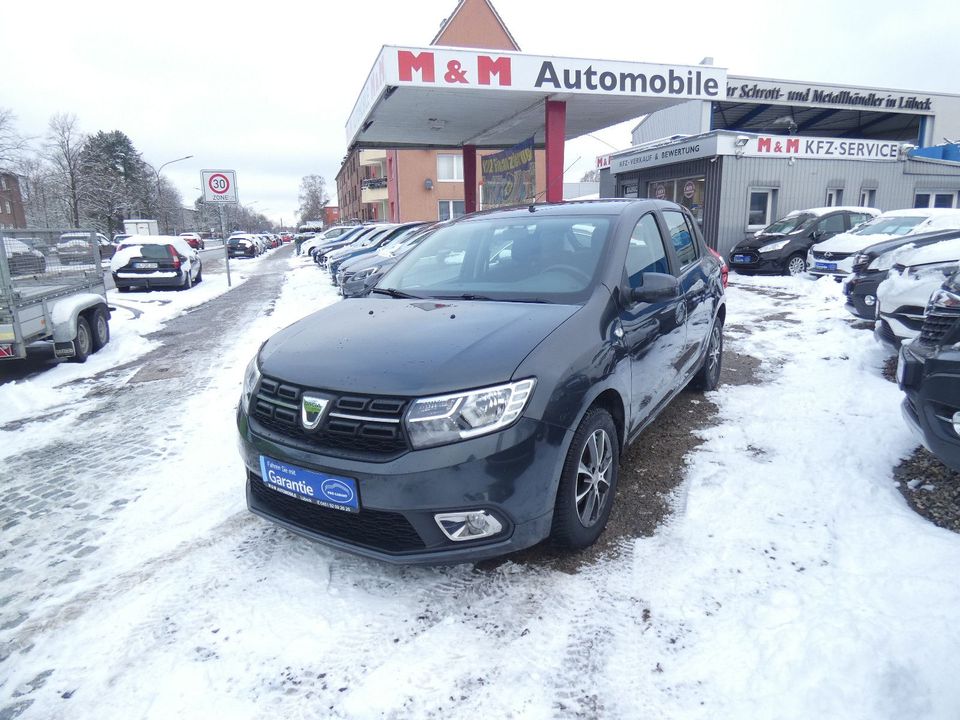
346, 46, 727, 150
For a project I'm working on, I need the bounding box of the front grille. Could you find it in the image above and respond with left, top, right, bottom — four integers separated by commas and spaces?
249, 471, 426, 553
918, 307, 960, 346
812, 251, 853, 261
253, 375, 409, 460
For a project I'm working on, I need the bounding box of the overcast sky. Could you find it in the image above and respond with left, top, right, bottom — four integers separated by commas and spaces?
2, 0, 957, 225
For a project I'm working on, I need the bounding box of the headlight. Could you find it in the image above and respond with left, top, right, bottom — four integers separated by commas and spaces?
928, 288, 960, 311
405, 378, 536, 449
241, 354, 261, 413
353, 266, 379, 280
906, 261, 959, 280
868, 253, 897, 272
758, 239, 789, 253
853, 253, 869, 268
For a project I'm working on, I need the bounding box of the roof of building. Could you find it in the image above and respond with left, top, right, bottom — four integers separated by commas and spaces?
431, 0, 520, 51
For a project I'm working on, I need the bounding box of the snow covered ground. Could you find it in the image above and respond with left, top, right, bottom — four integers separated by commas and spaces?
2, 265, 959, 720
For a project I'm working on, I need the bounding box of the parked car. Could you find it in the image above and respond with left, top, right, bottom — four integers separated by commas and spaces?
338, 225, 437, 297
228, 234, 261, 258
316, 225, 392, 267
302, 225, 363, 257
327, 223, 425, 281
809, 208, 960, 280
3, 237, 46, 275
280, 232, 293, 243
110, 235, 202, 291
844, 229, 960, 320
237, 199, 725, 564
57, 232, 115, 265
728, 206, 878, 276
113, 233, 131, 244
874, 237, 960, 348
897, 269, 960, 471
179, 232, 206, 250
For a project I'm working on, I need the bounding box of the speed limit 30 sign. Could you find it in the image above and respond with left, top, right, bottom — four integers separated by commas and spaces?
201, 169, 238, 203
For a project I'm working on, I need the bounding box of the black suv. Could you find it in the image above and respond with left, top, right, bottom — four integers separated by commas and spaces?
236, 200, 725, 564
898, 270, 960, 471
729, 208, 874, 276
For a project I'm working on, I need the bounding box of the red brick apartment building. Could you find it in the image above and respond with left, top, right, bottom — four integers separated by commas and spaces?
0, 173, 27, 229
336, 0, 547, 222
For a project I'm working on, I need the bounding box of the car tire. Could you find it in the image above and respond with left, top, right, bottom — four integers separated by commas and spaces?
90, 307, 110, 352
182, 270, 193, 290
195, 265, 203, 283
691, 317, 723, 391
785, 253, 807, 276
550, 407, 620, 550
71, 316, 93, 363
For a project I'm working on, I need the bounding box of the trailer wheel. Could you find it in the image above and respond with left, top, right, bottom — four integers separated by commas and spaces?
90, 307, 110, 352
71, 316, 93, 363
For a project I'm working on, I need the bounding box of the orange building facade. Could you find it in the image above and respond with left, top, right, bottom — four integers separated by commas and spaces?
336, 0, 547, 223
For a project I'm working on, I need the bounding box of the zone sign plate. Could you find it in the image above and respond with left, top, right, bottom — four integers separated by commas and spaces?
201, 170, 238, 203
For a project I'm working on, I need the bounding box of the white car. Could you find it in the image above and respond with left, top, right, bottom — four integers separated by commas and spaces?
875, 237, 960, 347
302, 226, 361, 257
809, 208, 960, 279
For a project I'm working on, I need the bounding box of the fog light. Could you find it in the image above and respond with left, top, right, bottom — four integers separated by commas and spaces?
435, 510, 503, 542
865, 295, 876, 307
953, 412, 960, 437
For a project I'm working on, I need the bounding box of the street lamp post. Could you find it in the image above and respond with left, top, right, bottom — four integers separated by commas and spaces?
154, 155, 193, 233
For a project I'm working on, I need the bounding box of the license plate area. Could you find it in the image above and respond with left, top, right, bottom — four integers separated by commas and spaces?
259, 455, 360, 512
815, 261, 837, 271
133, 262, 159, 269
733, 254, 752, 263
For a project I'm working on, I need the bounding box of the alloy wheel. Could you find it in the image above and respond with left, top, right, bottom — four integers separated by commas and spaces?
788, 256, 806, 276
576, 429, 613, 527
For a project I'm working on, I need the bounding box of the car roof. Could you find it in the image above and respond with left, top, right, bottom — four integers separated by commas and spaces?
877, 208, 960, 218
455, 198, 677, 221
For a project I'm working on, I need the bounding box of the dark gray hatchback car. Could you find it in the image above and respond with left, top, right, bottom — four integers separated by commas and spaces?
237, 200, 726, 564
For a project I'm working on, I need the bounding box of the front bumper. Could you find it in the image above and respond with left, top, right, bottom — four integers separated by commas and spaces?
237, 409, 569, 564
727, 250, 786, 275
808, 255, 854, 278
843, 273, 885, 320
899, 343, 960, 472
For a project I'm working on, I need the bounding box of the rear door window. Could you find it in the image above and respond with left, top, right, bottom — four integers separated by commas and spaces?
661, 209, 699, 270
817, 213, 846, 235
625, 213, 669, 288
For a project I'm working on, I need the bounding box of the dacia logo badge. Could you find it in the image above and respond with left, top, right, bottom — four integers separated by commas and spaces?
301, 394, 329, 430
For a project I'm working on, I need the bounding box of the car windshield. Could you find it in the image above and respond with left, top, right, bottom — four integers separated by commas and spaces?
762, 214, 813, 234
378, 215, 611, 303
854, 215, 926, 235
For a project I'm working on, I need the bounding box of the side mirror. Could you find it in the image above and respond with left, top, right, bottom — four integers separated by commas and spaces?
811, 229, 823, 240
628, 272, 680, 304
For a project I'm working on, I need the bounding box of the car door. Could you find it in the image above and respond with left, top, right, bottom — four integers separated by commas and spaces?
619, 212, 686, 432
660, 208, 713, 379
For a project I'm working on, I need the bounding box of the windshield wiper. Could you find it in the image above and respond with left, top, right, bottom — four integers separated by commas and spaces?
432, 294, 551, 303
371, 287, 420, 299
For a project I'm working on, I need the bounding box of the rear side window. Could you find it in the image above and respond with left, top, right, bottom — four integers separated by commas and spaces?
625, 213, 668, 288
818, 214, 845, 234
662, 210, 699, 269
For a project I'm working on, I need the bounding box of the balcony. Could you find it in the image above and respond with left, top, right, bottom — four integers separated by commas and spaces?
359, 149, 387, 166
361, 177, 388, 203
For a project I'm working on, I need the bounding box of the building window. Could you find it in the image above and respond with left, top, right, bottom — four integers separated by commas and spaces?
0, 176, 7, 191
3, 200, 11, 215
825, 188, 843, 206
859, 189, 877, 208
437, 154, 463, 182
747, 189, 776, 229
914, 192, 957, 209
646, 177, 706, 224
438, 200, 466, 221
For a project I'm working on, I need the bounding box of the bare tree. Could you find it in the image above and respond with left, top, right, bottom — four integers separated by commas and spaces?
297, 175, 330, 224
18, 156, 65, 229
0, 108, 28, 171
44, 113, 86, 226
580, 169, 600, 182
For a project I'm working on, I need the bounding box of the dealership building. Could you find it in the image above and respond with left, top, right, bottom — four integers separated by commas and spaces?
602, 76, 960, 254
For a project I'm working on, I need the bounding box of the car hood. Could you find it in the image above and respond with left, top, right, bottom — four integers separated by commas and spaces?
734, 233, 790, 250
259, 298, 581, 396
814, 231, 900, 253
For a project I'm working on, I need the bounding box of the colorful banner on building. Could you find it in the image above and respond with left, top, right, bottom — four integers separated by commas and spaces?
481, 137, 536, 208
